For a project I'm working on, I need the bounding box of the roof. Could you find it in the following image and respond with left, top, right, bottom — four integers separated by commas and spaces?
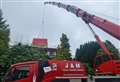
32, 38, 48, 47
11, 60, 40, 67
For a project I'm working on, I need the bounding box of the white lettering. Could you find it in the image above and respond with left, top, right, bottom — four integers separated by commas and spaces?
75, 63, 80, 68
65, 63, 81, 69
65, 63, 69, 68
70, 63, 74, 68
52, 63, 57, 71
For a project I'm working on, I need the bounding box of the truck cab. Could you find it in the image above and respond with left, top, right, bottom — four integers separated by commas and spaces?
4, 60, 87, 82
4, 61, 39, 82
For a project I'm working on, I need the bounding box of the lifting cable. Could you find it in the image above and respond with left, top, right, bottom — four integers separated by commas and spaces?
85, 23, 112, 60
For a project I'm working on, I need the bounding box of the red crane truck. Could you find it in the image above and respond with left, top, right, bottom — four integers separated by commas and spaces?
3, 2, 120, 82
44, 2, 120, 75
4, 60, 87, 82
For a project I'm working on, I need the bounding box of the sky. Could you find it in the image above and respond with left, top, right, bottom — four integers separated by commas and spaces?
0, 0, 120, 56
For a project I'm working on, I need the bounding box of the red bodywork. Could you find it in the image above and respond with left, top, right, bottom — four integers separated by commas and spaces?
4, 2, 120, 82
43, 60, 87, 82
4, 61, 39, 82
94, 60, 120, 75
4, 60, 87, 82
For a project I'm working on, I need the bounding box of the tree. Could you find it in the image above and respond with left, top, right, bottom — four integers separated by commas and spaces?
75, 40, 120, 64
97, 40, 120, 59
75, 41, 100, 64
0, 42, 49, 81
0, 9, 10, 82
55, 33, 71, 60
75, 41, 100, 75
0, 9, 9, 53
75, 40, 120, 75
9, 43, 49, 64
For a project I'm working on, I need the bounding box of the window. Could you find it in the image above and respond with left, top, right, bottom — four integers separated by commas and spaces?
12, 66, 30, 81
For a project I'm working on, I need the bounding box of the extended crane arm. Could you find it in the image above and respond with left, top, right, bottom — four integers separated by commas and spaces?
44, 2, 120, 40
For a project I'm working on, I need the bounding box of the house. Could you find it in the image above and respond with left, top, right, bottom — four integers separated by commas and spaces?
32, 38, 56, 58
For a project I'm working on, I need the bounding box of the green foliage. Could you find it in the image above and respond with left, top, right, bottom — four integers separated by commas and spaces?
105, 40, 120, 59
75, 41, 100, 65
97, 49, 104, 56
55, 33, 71, 60
0, 9, 10, 82
75, 41, 100, 75
8, 43, 49, 64
0, 43, 49, 81
0, 10, 9, 53
60, 33, 70, 49
85, 63, 95, 75
97, 40, 120, 59
75, 40, 120, 75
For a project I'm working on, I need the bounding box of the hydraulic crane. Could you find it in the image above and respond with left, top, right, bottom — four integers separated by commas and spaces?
44, 2, 120, 75
3, 2, 120, 82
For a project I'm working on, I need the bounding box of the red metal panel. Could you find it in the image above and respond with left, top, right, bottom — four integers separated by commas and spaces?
91, 16, 120, 40
42, 60, 87, 82
41, 60, 87, 82
32, 38, 48, 46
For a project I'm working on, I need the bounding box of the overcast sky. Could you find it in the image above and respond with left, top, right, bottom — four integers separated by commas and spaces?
0, 0, 120, 56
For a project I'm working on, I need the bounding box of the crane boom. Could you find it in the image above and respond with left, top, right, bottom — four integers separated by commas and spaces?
44, 2, 120, 40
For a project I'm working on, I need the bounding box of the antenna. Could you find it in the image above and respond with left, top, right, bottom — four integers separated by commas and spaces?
38, 2, 45, 38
